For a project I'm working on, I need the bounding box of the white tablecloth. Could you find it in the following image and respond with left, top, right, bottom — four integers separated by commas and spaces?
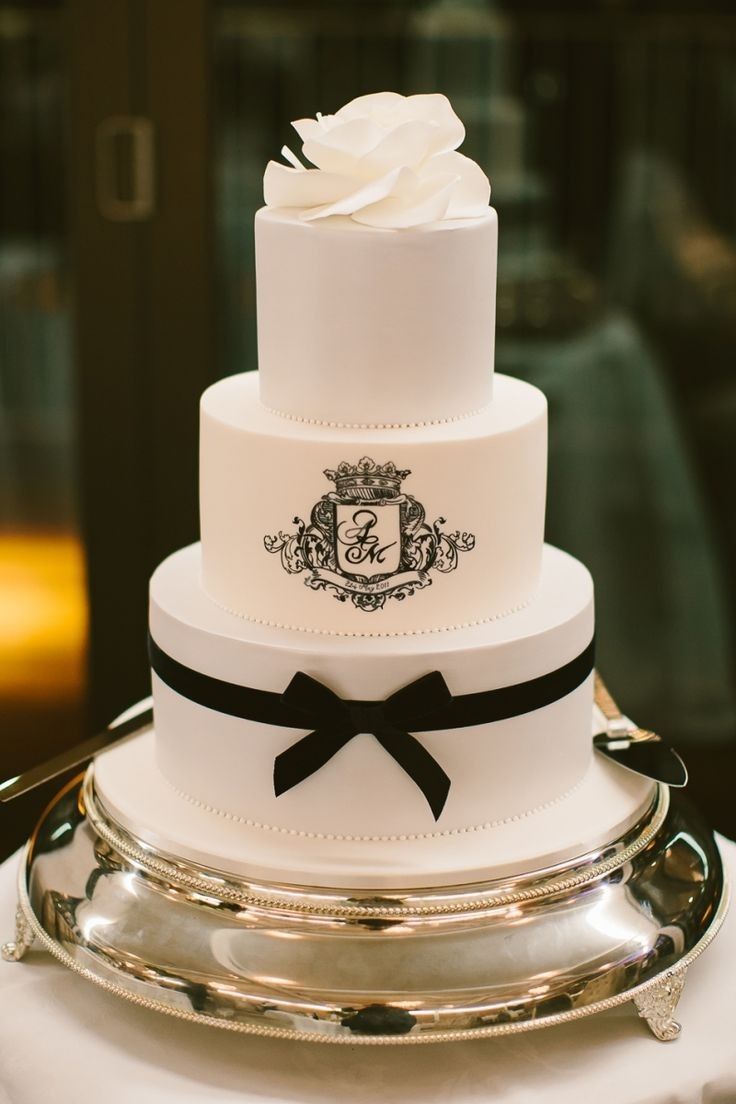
0, 839, 734, 1104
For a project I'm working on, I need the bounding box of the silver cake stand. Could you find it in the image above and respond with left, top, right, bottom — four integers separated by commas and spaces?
2, 756, 728, 1045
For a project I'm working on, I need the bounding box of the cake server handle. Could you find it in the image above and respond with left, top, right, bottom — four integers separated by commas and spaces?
593, 670, 638, 735
0, 698, 153, 803
592, 672, 688, 787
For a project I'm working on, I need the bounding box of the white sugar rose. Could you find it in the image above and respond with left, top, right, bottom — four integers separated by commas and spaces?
263, 91, 491, 229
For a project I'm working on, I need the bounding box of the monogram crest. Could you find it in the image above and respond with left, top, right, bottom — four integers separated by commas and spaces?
263, 458, 476, 612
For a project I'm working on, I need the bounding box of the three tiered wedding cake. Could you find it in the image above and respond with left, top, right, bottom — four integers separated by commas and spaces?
95, 92, 653, 888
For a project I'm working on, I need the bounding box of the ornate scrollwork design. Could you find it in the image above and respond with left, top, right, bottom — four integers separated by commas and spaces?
263, 517, 309, 575
633, 972, 686, 1040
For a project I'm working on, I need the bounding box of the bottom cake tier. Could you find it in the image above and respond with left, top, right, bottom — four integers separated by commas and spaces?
148, 542, 597, 845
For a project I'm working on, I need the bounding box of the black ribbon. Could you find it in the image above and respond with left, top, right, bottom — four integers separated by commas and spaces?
148, 633, 595, 821
276, 670, 452, 819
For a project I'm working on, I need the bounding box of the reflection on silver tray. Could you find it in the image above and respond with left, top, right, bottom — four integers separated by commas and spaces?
2, 766, 729, 1045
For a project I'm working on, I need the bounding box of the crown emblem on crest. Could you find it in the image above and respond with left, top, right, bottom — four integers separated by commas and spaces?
324, 457, 411, 501
264, 457, 475, 613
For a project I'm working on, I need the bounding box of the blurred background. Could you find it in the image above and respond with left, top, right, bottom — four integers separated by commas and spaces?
1, 0, 735, 859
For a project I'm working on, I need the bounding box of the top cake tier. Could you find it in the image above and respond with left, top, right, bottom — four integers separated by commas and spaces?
255, 210, 497, 426
256, 92, 496, 426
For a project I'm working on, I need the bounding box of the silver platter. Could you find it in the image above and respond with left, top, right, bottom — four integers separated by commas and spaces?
2, 766, 729, 1045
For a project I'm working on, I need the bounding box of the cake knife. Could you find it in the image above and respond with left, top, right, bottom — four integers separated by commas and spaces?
593, 672, 688, 787
0, 697, 153, 803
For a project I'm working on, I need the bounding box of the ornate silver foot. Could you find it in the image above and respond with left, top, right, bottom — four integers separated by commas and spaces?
633, 971, 686, 1040
2, 905, 34, 962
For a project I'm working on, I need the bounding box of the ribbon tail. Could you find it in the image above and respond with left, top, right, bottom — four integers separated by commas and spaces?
373, 727, 451, 821
273, 725, 354, 797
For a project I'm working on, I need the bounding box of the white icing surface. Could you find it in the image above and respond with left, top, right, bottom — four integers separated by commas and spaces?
95, 734, 654, 889
150, 542, 594, 841
255, 207, 497, 425
264, 92, 490, 228
200, 370, 546, 635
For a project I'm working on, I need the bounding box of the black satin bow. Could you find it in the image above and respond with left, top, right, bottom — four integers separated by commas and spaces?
275, 671, 453, 820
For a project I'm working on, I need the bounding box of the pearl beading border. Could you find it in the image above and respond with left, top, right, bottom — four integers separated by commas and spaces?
164, 772, 588, 842
260, 399, 492, 430
203, 582, 533, 638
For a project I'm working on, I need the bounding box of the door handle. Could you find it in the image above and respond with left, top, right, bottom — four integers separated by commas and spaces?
95, 115, 155, 222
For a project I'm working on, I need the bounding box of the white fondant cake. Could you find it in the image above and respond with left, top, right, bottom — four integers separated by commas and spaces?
95, 92, 652, 889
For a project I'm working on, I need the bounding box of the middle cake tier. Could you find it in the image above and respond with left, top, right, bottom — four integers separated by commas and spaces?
200, 371, 547, 636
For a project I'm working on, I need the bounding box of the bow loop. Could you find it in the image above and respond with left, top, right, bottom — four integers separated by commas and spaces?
281, 671, 350, 727
385, 671, 452, 729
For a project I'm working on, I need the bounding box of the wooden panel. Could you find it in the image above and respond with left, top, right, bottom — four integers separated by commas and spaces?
145, 0, 215, 567
68, 0, 212, 728
68, 0, 146, 727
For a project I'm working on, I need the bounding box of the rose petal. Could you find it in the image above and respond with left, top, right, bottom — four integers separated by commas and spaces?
429, 151, 491, 216
291, 117, 328, 144
353, 171, 456, 229
405, 94, 465, 153
263, 161, 360, 209
300, 167, 402, 221
302, 117, 383, 173
361, 120, 435, 174
281, 145, 305, 169
334, 91, 406, 122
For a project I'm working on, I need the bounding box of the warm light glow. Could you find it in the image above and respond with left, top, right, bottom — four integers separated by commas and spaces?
0, 532, 87, 701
